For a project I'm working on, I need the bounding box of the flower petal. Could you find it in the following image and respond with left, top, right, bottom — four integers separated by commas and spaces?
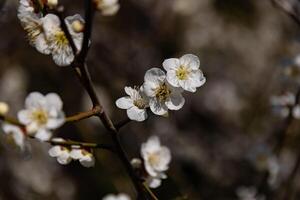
180, 54, 200, 70
165, 92, 185, 110
25, 92, 46, 109
18, 109, 32, 124
126, 107, 147, 122
116, 97, 133, 109
163, 58, 180, 71
149, 98, 168, 116
45, 93, 63, 110
35, 129, 52, 141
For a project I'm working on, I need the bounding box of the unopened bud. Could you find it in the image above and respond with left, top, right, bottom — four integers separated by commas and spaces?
71, 20, 84, 33
131, 158, 142, 169
47, 0, 58, 8
0, 102, 9, 115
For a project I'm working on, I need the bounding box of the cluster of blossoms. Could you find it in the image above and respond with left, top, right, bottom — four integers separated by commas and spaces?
17, 0, 119, 67
116, 54, 206, 121
131, 136, 171, 188
49, 138, 95, 167
270, 92, 300, 119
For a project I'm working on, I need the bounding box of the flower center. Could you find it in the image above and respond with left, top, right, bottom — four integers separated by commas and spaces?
155, 83, 171, 102
54, 30, 69, 46
176, 65, 189, 80
148, 152, 160, 166
133, 99, 146, 109
31, 109, 48, 125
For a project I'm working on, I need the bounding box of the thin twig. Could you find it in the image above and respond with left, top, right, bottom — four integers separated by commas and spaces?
66, 107, 100, 122
0, 114, 25, 128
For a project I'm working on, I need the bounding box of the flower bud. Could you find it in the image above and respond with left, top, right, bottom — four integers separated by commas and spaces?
71, 20, 84, 33
47, 0, 58, 8
0, 102, 9, 115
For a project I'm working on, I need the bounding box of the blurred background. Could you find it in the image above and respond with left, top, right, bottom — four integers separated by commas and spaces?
2, 0, 300, 199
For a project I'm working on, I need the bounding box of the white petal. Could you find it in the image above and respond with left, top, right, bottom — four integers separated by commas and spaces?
166, 70, 180, 87
155, 147, 171, 171
116, 97, 134, 109
42, 14, 61, 37
52, 47, 74, 66
17, 110, 32, 124
80, 155, 95, 168
179, 54, 200, 70
144, 161, 158, 177
163, 58, 180, 71
25, 92, 46, 109
126, 107, 147, 122
124, 86, 136, 97
149, 98, 168, 116
35, 34, 51, 55
49, 146, 63, 157
165, 92, 185, 110
189, 69, 206, 88
46, 113, 65, 129
45, 93, 63, 110
57, 153, 72, 165
144, 68, 166, 84
146, 177, 162, 189
35, 129, 52, 141
64, 14, 84, 50
70, 148, 83, 159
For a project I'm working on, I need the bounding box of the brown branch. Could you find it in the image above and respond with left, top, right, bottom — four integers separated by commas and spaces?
66, 107, 100, 122
0, 114, 25, 128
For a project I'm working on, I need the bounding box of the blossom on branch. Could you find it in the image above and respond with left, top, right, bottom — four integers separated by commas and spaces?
141, 136, 171, 188
102, 193, 131, 200
163, 54, 206, 92
143, 68, 185, 116
18, 92, 65, 141
116, 86, 149, 121
42, 14, 83, 66
48, 138, 72, 165
70, 147, 95, 168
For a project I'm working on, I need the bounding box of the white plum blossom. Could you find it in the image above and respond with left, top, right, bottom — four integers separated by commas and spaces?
143, 68, 185, 116
116, 86, 149, 122
163, 54, 206, 92
41, 14, 83, 66
70, 147, 95, 168
236, 186, 265, 200
18, 92, 65, 141
270, 92, 300, 119
2, 123, 25, 150
95, 0, 120, 16
102, 193, 130, 200
48, 138, 72, 165
141, 136, 171, 188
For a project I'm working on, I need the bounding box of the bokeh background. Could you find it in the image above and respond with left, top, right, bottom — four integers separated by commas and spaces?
1, 0, 300, 199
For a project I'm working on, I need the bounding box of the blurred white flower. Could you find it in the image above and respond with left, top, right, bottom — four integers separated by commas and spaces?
267, 156, 280, 187
143, 68, 185, 116
163, 54, 206, 92
270, 92, 300, 119
116, 86, 149, 121
2, 123, 25, 150
48, 138, 72, 165
0, 102, 9, 115
95, 0, 120, 16
141, 136, 171, 188
70, 148, 95, 168
42, 14, 83, 66
236, 186, 265, 200
102, 193, 130, 200
18, 92, 65, 141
